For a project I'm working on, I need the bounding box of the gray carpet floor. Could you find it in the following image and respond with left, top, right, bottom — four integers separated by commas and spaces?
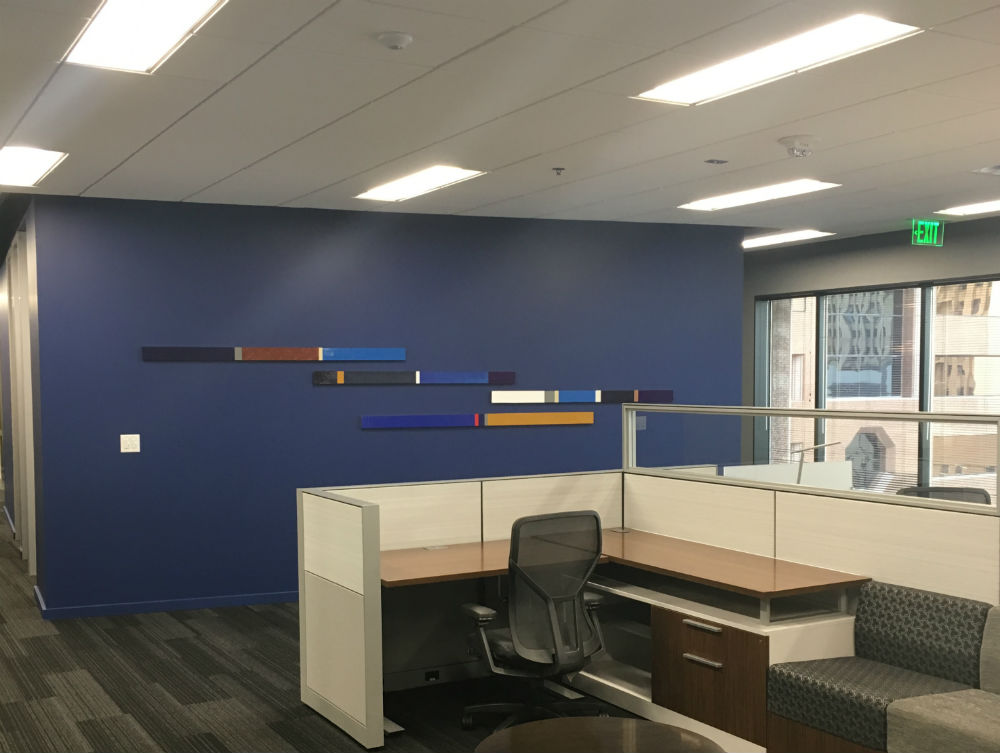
0, 520, 532, 752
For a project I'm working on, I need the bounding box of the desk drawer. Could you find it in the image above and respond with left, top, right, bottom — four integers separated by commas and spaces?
651, 607, 767, 745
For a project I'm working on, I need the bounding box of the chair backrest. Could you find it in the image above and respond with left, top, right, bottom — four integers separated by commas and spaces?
507, 510, 602, 674
854, 581, 992, 686
896, 485, 991, 504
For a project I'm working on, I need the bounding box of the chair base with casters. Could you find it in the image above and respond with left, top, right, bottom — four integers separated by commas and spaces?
460, 592, 608, 731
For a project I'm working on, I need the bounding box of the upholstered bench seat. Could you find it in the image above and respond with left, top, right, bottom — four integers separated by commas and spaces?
887, 689, 1000, 753
768, 656, 969, 751
767, 582, 993, 752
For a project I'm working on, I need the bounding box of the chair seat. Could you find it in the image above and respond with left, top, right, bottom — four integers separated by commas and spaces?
887, 689, 1000, 753
485, 628, 550, 671
768, 656, 970, 750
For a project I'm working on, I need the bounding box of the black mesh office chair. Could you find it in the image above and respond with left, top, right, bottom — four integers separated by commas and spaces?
896, 486, 991, 504
461, 510, 606, 730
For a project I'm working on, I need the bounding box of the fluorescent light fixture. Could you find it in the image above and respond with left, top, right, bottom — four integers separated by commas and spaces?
65, 0, 229, 73
356, 165, 485, 202
935, 198, 1000, 216
637, 14, 920, 105
742, 229, 834, 249
0, 146, 67, 187
679, 178, 840, 211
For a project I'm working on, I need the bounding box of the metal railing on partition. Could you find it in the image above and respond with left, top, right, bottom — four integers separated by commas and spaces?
621, 404, 1000, 514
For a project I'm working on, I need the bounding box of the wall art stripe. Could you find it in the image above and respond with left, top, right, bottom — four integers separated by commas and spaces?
142, 346, 406, 362
361, 411, 593, 429
491, 388, 673, 404
484, 411, 593, 427
314, 370, 515, 386
361, 414, 481, 429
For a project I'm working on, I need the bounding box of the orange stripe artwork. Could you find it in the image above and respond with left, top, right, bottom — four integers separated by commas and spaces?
484, 411, 593, 427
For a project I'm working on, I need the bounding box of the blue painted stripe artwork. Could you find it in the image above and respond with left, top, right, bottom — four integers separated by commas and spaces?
361, 413, 481, 429
321, 347, 405, 361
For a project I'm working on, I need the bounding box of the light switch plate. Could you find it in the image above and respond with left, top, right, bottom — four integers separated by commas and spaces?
120, 434, 140, 453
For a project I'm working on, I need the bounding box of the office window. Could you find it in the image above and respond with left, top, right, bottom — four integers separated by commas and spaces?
758, 278, 998, 502
790, 354, 804, 401
823, 288, 920, 405
929, 281, 1000, 501
766, 297, 815, 463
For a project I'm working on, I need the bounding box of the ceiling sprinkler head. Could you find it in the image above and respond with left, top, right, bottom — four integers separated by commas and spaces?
376, 31, 414, 50
778, 135, 818, 158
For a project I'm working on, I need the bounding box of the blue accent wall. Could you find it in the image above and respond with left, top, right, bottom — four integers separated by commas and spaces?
31, 196, 743, 617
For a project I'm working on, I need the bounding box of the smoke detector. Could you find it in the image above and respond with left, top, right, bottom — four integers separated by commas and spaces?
778, 135, 818, 158
376, 31, 413, 50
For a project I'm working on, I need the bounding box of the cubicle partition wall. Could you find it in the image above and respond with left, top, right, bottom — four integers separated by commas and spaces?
622, 404, 1000, 606
299, 470, 623, 749
297, 490, 384, 749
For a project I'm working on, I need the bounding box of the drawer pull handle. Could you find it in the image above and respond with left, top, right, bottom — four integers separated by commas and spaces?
683, 653, 723, 669
682, 618, 722, 634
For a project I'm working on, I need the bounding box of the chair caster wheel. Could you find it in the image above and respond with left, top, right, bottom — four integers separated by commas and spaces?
461, 714, 475, 730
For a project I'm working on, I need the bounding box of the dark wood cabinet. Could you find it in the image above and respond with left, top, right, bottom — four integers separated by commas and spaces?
651, 607, 768, 746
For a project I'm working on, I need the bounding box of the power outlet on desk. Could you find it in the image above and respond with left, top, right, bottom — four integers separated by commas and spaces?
424, 670, 439, 683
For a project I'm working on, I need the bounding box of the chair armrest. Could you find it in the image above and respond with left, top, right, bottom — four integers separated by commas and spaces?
462, 603, 498, 626
584, 591, 605, 611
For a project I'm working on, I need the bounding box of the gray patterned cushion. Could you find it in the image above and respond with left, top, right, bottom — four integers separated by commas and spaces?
768, 656, 970, 750
887, 689, 1000, 753
855, 581, 992, 686
982, 607, 1000, 694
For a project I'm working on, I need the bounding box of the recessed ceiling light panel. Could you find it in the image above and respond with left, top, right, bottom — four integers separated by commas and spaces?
637, 14, 921, 106
0, 146, 67, 187
679, 178, 841, 211
356, 165, 485, 202
65, 0, 229, 73
742, 229, 835, 249
935, 198, 1000, 216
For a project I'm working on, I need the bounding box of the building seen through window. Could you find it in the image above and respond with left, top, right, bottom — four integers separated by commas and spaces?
762, 281, 999, 502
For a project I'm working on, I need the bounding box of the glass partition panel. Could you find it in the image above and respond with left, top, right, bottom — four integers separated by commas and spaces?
626, 405, 999, 510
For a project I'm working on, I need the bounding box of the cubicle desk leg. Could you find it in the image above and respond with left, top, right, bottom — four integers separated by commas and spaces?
759, 598, 771, 625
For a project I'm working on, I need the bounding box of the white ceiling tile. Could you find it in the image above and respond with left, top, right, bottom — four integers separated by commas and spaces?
934, 6, 1000, 44
0, 3, 90, 61
196, 0, 336, 44
190, 27, 654, 205
365, 0, 565, 25
89, 46, 429, 201
919, 65, 1000, 105
0, 58, 59, 145
155, 33, 272, 84
291, 89, 662, 208
525, 0, 785, 50
288, 0, 507, 67
10, 66, 220, 195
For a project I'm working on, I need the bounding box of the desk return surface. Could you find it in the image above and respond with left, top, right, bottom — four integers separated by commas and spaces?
381, 529, 867, 597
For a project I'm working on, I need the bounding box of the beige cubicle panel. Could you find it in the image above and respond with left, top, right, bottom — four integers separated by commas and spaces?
623, 473, 775, 557
298, 491, 384, 749
775, 492, 1000, 604
325, 481, 481, 551
481, 471, 622, 541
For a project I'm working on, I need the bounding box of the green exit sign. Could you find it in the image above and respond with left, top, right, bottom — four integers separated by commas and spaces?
912, 218, 944, 246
